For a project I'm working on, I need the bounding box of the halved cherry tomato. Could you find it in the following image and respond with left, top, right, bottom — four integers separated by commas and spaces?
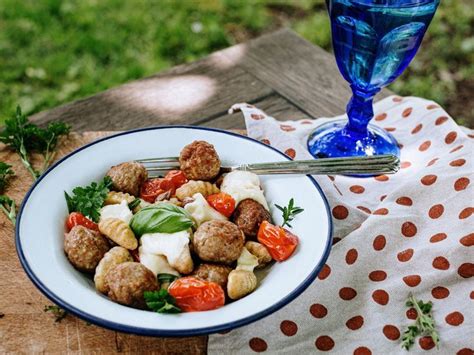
66, 212, 99, 232
165, 170, 187, 189
140, 178, 165, 203
159, 178, 176, 196
168, 276, 225, 312
206, 193, 236, 218
257, 220, 298, 261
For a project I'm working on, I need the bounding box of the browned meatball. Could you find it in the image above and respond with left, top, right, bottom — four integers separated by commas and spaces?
64, 226, 110, 273
106, 162, 147, 197
193, 264, 232, 289
232, 199, 271, 238
193, 220, 244, 264
179, 141, 220, 181
105, 262, 158, 309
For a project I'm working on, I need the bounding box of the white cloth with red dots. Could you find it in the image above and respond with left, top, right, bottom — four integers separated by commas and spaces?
208, 96, 473, 354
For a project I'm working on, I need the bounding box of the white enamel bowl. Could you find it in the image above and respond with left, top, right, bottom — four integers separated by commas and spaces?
16, 126, 332, 336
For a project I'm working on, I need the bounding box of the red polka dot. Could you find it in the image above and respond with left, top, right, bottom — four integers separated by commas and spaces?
411, 124, 422, 134
450, 159, 466, 167
401, 222, 417, 237
450, 145, 464, 153
396, 196, 413, 206
280, 320, 298, 336
433, 256, 450, 270
432, 286, 450, 299
401, 161, 411, 169
380, 195, 387, 201
427, 104, 439, 110
427, 158, 439, 167
310, 303, 328, 318
374, 208, 389, 215
339, 287, 357, 300
328, 175, 335, 181
459, 207, 474, 219
419, 336, 436, 350
421, 174, 437, 185
261, 139, 271, 145
383, 325, 400, 340
374, 175, 389, 182
251, 113, 265, 120
458, 263, 474, 278
454, 177, 470, 191
456, 349, 474, 355
346, 249, 358, 265
332, 205, 349, 219
430, 233, 447, 243
357, 206, 371, 214
428, 204, 444, 219
375, 113, 387, 121
393, 96, 403, 102
402, 107, 413, 117
280, 124, 295, 132
353, 346, 372, 355
397, 248, 414, 262
350, 185, 365, 194
300, 120, 313, 124
445, 131, 457, 144
315, 336, 335, 351
318, 264, 331, 280
418, 140, 431, 151
460, 233, 474, 247
372, 290, 389, 305
403, 275, 421, 287
346, 315, 364, 330
369, 270, 387, 282
373, 235, 386, 251
435, 116, 449, 125
249, 338, 267, 352
470, 291, 474, 299
385, 127, 396, 132
406, 308, 417, 319
446, 311, 464, 326
284, 148, 296, 159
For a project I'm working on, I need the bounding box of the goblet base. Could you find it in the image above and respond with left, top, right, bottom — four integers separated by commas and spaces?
307, 120, 400, 159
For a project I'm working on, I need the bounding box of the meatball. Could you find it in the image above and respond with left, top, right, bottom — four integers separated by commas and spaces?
193, 264, 232, 289
105, 262, 159, 309
193, 220, 244, 264
64, 225, 110, 273
179, 141, 220, 181
232, 199, 271, 238
106, 161, 147, 197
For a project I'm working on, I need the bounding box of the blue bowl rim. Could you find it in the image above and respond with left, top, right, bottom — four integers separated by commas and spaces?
15, 125, 333, 337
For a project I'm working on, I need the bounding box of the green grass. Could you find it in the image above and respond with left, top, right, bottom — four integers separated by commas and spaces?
1, 0, 472, 125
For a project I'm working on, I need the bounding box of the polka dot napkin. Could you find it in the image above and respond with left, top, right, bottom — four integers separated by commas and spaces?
208, 96, 473, 354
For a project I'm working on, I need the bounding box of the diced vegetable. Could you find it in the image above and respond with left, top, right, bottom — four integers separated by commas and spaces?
65, 212, 99, 232
164, 170, 187, 189
168, 277, 225, 312
206, 192, 236, 218
257, 221, 298, 261
130, 203, 194, 235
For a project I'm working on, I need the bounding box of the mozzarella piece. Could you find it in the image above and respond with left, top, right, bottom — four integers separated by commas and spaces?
99, 200, 133, 224
184, 193, 227, 226
221, 171, 269, 210
140, 230, 190, 266
236, 247, 259, 272
138, 247, 179, 276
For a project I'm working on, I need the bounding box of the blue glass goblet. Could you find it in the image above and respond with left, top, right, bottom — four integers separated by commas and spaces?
308, 0, 439, 158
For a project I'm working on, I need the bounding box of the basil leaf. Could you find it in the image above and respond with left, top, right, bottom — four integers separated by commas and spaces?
130, 203, 194, 236
158, 273, 179, 284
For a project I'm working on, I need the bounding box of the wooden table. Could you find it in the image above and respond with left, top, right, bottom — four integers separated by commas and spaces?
2, 29, 390, 354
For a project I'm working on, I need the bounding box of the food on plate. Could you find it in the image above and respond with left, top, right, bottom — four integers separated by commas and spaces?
62, 140, 302, 313
232, 198, 271, 238
64, 225, 110, 273
179, 140, 220, 180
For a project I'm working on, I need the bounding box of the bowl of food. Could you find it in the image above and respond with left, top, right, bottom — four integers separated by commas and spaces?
16, 126, 332, 336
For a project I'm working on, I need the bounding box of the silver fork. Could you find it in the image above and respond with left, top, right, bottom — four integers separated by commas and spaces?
136, 154, 400, 178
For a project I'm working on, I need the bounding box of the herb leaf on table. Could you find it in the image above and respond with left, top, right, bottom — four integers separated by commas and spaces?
44, 305, 68, 322
0, 162, 16, 226
144, 289, 181, 314
275, 198, 304, 228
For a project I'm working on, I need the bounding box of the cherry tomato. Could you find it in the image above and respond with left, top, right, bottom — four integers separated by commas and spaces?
66, 212, 99, 232
165, 170, 188, 189
159, 178, 176, 196
168, 276, 225, 312
140, 178, 165, 203
257, 220, 298, 261
206, 193, 236, 218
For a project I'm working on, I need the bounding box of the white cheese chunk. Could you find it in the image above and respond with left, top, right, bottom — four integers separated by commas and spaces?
140, 230, 191, 266
221, 171, 269, 210
184, 193, 227, 226
99, 200, 133, 224
138, 247, 179, 276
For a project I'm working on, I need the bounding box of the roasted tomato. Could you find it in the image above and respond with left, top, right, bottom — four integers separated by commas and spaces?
140, 173, 187, 203
65, 212, 99, 232
165, 170, 188, 189
140, 178, 164, 203
257, 221, 298, 261
206, 193, 236, 218
168, 276, 225, 312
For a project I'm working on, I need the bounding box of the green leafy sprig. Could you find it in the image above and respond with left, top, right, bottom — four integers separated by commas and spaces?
44, 305, 68, 322
401, 294, 439, 350
0, 162, 16, 226
0, 106, 70, 180
275, 198, 304, 228
144, 289, 181, 314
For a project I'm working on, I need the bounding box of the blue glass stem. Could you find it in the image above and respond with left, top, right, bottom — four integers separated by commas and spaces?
346, 86, 380, 135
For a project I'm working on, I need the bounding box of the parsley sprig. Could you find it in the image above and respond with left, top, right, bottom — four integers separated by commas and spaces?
0, 162, 16, 226
44, 305, 68, 323
144, 289, 181, 314
275, 198, 304, 228
65, 176, 113, 222
401, 294, 439, 350
0, 106, 70, 180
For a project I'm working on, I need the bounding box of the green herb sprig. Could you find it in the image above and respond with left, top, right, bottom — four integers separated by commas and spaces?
275, 198, 304, 228
158, 273, 179, 284
0, 106, 70, 180
144, 289, 181, 314
401, 294, 439, 350
128, 198, 141, 210
44, 305, 68, 322
0, 162, 16, 226
64, 176, 113, 222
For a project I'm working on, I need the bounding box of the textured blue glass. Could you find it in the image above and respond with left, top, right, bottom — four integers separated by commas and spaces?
308, 0, 439, 159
